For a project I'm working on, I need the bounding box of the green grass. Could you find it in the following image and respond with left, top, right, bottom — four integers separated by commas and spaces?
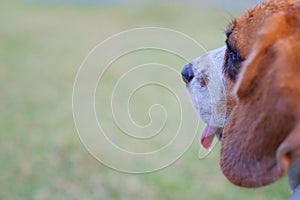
0, 0, 290, 199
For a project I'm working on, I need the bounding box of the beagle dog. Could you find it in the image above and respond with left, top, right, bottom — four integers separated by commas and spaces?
182, 0, 300, 195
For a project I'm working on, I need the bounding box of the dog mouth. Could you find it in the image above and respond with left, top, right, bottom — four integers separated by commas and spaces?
200, 125, 223, 149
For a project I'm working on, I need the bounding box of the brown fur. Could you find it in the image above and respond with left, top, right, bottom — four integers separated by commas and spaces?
220, 0, 300, 187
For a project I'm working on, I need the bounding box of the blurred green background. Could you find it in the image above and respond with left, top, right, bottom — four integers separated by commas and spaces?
1, 0, 290, 199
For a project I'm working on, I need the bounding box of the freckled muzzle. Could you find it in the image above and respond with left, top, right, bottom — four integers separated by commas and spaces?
181, 46, 228, 149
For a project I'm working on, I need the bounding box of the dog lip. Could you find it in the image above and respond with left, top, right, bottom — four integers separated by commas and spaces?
206, 125, 223, 140
216, 128, 223, 140
210, 126, 223, 139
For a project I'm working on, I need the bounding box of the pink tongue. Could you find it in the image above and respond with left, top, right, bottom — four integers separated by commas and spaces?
201, 126, 218, 149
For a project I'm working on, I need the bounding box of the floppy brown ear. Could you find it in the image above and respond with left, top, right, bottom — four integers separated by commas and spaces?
220, 11, 300, 188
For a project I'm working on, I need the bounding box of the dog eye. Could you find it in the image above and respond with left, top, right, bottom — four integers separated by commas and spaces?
225, 46, 243, 81
229, 50, 241, 63
224, 38, 244, 80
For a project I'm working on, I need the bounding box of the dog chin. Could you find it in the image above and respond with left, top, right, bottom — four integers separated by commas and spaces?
187, 90, 227, 126
198, 111, 211, 125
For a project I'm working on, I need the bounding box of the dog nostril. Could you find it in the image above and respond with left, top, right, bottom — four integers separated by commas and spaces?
181, 63, 194, 84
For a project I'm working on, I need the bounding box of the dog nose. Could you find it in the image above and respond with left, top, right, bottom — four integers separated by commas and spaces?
181, 63, 194, 83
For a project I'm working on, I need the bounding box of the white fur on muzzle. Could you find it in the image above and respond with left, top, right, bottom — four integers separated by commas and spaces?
183, 46, 227, 128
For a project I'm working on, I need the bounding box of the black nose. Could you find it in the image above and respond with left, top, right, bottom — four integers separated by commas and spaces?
181, 63, 194, 84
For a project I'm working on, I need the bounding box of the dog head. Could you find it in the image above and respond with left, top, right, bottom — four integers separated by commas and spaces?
220, 1, 300, 188
182, 0, 300, 189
